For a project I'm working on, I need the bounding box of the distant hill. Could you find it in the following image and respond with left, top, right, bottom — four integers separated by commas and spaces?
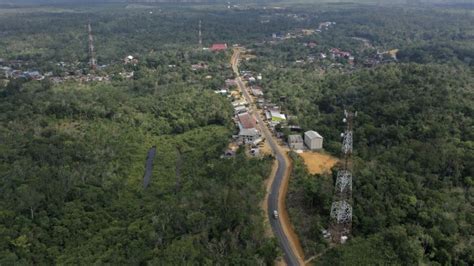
0, 0, 472, 5
0, 0, 471, 3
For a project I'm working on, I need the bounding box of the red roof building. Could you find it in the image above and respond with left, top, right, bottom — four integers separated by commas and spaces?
238, 112, 257, 129
211, 43, 228, 52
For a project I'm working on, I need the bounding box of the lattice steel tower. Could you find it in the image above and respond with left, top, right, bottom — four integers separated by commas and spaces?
198, 20, 202, 48
330, 109, 356, 244
87, 21, 97, 70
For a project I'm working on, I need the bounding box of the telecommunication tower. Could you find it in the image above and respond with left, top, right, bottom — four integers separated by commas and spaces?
329, 109, 356, 244
198, 20, 202, 48
88, 21, 97, 70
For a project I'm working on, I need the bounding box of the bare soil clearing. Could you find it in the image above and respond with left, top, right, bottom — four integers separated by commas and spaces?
299, 152, 338, 174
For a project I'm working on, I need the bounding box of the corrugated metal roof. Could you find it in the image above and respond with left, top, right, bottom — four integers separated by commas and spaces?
288, 135, 303, 142
238, 112, 256, 129
305, 130, 323, 139
239, 128, 259, 136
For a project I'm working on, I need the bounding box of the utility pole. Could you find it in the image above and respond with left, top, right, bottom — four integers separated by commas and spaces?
198, 20, 202, 48
88, 21, 97, 70
329, 109, 356, 244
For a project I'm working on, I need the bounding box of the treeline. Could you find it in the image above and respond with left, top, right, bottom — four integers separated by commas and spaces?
0, 5, 307, 66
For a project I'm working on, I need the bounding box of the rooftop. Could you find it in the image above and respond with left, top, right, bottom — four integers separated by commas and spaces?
238, 112, 257, 129
288, 135, 303, 142
211, 43, 227, 51
239, 128, 259, 136
305, 130, 323, 139
270, 110, 286, 120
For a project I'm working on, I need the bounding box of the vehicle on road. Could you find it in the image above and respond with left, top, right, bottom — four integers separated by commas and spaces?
273, 210, 279, 219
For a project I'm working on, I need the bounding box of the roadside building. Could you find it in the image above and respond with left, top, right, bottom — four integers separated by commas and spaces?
288, 135, 304, 150
304, 130, 323, 150
239, 128, 260, 144
251, 86, 264, 97
232, 99, 247, 107
269, 109, 286, 124
234, 105, 247, 114
237, 112, 256, 129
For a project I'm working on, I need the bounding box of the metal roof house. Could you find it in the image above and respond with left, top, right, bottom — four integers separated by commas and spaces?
288, 135, 304, 150
304, 130, 323, 150
238, 112, 256, 129
239, 128, 261, 144
269, 110, 286, 123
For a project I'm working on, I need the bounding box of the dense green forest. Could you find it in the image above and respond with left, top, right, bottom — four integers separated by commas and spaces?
0, 73, 279, 264
0, 5, 282, 262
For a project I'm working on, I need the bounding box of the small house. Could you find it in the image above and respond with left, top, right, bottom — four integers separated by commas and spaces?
304, 130, 323, 150
270, 110, 286, 124
239, 128, 261, 144
288, 135, 304, 150
251, 86, 264, 97
234, 105, 247, 114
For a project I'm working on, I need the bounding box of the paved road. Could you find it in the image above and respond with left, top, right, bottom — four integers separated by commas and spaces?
232, 50, 300, 266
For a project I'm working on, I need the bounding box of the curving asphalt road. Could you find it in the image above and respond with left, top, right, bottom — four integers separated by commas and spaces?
232, 50, 300, 266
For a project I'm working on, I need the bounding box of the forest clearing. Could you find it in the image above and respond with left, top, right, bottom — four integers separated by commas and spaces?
299, 152, 338, 175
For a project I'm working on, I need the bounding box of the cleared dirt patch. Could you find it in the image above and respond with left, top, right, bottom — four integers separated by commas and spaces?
299, 152, 338, 174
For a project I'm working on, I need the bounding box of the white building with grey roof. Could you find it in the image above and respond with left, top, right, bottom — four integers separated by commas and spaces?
304, 130, 323, 150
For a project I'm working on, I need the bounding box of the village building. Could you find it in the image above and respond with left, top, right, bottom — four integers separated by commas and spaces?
124, 55, 138, 65
214, 88, 228, 95
288, 135, 304, 150
250, 86, 264, 97
191, 63, 208, 71
225, 79, 237, 86
301, 29, 316, 35
238, 128, 260, 144
266, 109, 286, 125
119, 71, 134, 79
211, 43, 227, 52
232, 99, 247, 107
234, 105, 247, 114
330, 48, 351, 59
304, 130, 323, 150
237, 112, 257, 129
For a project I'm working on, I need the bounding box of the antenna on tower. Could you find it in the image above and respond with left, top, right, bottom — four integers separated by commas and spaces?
87, 20, 97, 70
329, 109, 356, 244
198, 20, 202, 48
